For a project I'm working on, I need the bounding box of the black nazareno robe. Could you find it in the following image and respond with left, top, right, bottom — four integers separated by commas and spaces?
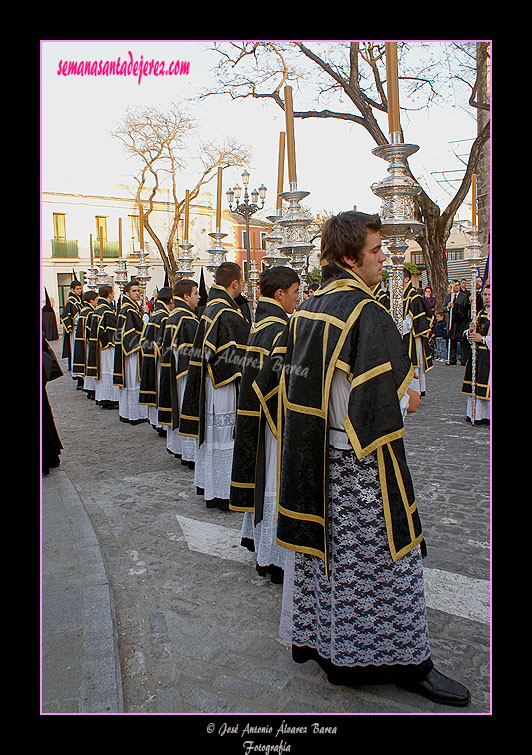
72, 304, 95, 377
60, 290, 82, 367
403, 279, 434, 374
461, 306, 490, 400
113, 294, 144, 387
253, 263, 425, 579
138, 300, 171, 408
86, 298, 117, 380
157, 300, 199, 430
179, 285, 251, 445
229, 297, 289, 522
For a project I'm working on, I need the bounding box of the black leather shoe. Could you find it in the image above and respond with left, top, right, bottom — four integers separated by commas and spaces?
397, 668, 471, 706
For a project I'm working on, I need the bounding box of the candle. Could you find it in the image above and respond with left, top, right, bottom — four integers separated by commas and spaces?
99, 225, 104, 262
216, 167, 223, 229
284, 86, 297, 184
277, 131, 286, 210
385, 42, 401, 136
139, 203, 144, 249
471, 173, 477, 227
118, 218, 122, 257
90, 233, 94, 265
184, 189, 190, 240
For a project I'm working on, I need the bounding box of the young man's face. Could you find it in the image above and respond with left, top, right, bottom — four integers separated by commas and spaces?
185, 285, 200, 309
73, 285, 82, 297
276, 282, 300, 314
345, 230, 386, 288
128, 285, 141, 301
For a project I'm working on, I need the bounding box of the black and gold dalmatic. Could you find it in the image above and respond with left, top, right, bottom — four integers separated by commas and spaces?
461, 306, 490, 400
402, 279, 434, 374
72, 302, 95, 377
179, 285, 251, 445
86, 297, 117, 380
157, 301, 199, 430
113, 294, 144, 388
60, 289, 82, 369
253, 263, 425, 579
229, 297, 289, 522
138, 299, 172, 409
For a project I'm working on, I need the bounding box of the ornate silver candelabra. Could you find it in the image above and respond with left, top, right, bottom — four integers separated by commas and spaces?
85, 263, 100, 291
261, 210, 291, 268
176, 240, 195, 279
371, 140, 424, 331
278, 185, 315, 276
205, 230, 228, 273
113, 258, 129, 295
135, 248, 151, 298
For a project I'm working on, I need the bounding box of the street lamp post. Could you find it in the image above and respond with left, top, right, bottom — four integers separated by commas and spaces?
227, 170, 267, 299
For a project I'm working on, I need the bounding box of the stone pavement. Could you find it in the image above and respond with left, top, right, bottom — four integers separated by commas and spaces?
41, 342, 491, 719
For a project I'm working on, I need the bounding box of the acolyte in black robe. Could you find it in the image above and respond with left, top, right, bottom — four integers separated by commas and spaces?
60, 291, 82, 368
229, 297, 289, 522
179, 284, 251, 446
157, 300, 199, 429
253, 263, 425, 579
372, 281, 390, 311
86, 298, 117, 380
113, 294, 144, 388
138, 300, 171, 408
403, 279, 434, 374
72, 304, 95, 377
461, 307, 490, 400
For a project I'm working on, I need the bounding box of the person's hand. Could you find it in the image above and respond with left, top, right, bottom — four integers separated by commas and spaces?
406, 387, 421, 413
469, 331, 483, 344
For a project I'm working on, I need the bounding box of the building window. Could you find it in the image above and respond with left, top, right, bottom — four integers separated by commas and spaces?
95, 216, 108, 241
446, 249, 464, 261
260, 232, 267, 250
53, 214, 67, 240
410, 252, 425, 267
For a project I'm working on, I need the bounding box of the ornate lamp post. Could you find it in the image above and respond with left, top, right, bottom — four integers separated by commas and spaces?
227, 170, 267, 298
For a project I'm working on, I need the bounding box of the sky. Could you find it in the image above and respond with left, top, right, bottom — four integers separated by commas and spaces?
41, 40, 479, 220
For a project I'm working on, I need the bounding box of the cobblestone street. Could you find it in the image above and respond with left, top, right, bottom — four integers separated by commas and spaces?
42, 342, 491, 719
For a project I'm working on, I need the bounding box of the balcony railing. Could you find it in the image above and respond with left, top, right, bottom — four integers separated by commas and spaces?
94, 240, 120, 258
51, 239, 79, 258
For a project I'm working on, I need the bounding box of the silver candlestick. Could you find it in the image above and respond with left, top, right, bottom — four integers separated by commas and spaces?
95, 260, 109, 288
86, 263, 100, 290
135, 248, 151, 298
371, 140, 424, 331
278, 185, 315, 276
113, 258, 129, 295
176, 240, 195, 279
262, 211, 290, 268
206, 230, 228, 273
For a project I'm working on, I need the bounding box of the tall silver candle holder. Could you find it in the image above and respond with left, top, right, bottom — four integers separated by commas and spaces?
113, 257, 129, 295
278, 185, 315, 276
86, 263, 100, 290
371, 140, 424, 331
465, 224, 483, 424
262, 210, 290, 268
135, 248, 151, 299
248, 258, 260, 303
176, 240, 195, 279
206, 230, 228, 273
95, 259, 109, 288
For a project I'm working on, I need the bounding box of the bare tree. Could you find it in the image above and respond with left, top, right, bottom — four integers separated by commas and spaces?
112, 103, 251, 284
199, 41, 490, 307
